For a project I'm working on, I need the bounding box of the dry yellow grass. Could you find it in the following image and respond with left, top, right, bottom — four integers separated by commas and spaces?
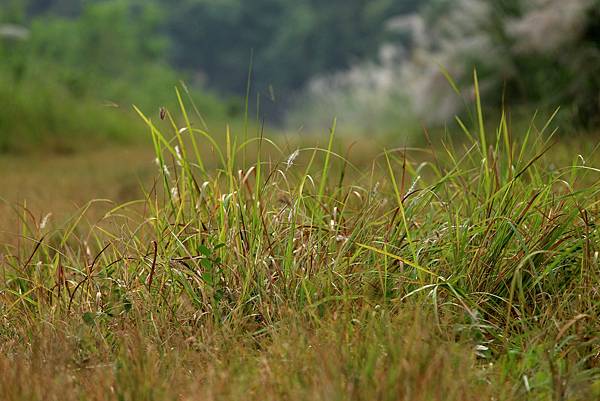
0, 145, 155, 242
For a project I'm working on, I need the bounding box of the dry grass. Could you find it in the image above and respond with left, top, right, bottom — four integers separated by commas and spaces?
0, 307, 513, 401
0, 145, 155, 242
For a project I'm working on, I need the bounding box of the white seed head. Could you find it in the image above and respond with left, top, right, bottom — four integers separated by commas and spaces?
40, 213, 52, 230
174, 145, 183, 166
286, 149, 300, 170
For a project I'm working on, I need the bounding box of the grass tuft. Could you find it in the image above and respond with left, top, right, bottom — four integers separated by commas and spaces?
1, 84, 600, 400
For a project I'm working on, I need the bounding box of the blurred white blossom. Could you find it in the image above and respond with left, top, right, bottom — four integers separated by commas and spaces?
507, 0, 594, 54
289, 0, 599, 129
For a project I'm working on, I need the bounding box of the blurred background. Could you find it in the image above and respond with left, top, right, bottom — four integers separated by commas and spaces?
1, 0, 599, 153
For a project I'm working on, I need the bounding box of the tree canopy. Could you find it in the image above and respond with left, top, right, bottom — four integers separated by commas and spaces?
13, 0, 423, 96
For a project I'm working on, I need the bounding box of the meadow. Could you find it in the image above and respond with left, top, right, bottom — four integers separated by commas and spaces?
1, 79, 599, 400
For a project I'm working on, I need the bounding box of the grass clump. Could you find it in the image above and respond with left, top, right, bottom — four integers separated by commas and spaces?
1, 82, 600, 400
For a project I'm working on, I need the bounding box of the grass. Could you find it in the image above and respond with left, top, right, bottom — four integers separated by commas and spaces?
1, 83, 600, 400
0, 144, 155, 243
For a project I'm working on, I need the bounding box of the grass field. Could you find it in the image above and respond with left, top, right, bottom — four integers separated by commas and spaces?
0, 145, 155, 242
1, 86, 600, 400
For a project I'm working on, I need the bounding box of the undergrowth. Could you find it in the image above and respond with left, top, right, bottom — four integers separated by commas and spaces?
1, 74, 599, 400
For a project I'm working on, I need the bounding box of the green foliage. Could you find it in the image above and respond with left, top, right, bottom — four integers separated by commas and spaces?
163, 0, 422, 94
0, 72, 143, 152
16, 0, 425, 98
0, 0, 227, 152
2, 0, 600, 153
420, 0, 600, 128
